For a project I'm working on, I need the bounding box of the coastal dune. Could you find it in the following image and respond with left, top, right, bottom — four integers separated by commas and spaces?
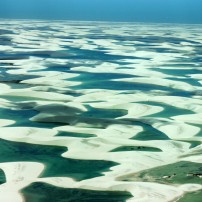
0, 20, 202, 201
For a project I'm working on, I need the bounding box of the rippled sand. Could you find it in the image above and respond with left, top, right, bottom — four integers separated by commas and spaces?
0, 20, 202, 201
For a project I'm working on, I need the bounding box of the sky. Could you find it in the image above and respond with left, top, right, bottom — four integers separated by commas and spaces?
0, 0, 202, 24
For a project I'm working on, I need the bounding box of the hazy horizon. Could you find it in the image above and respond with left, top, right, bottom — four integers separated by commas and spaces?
0, 0, 202, 24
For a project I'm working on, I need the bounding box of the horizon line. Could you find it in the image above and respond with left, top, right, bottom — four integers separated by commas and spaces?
0, 17, 202, 26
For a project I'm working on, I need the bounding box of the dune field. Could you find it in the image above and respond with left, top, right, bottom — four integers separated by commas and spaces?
0, 20, 202, 201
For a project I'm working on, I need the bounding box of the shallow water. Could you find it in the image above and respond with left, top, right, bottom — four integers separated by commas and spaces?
21, 182, 132, 202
